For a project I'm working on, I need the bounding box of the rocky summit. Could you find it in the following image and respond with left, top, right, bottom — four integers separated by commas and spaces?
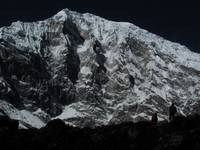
0, 9, 200, 128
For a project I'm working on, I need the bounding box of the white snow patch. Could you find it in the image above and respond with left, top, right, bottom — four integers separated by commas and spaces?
20, 110, 45, 128
0, 100, 45, 129
81, 66, 92, 75
55, 105, 84, 120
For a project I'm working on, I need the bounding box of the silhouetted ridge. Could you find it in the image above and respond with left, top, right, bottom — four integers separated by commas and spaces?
0, 115, 200, 150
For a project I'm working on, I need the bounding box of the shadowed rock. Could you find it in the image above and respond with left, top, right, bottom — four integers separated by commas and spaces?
0, 115, 200, 150
0, 115, 18, 130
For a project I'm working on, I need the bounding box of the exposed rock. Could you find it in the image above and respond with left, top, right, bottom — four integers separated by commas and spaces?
0, 9, 200, 127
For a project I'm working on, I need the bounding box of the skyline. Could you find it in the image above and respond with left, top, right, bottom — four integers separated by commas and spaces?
0, 0, 199, 53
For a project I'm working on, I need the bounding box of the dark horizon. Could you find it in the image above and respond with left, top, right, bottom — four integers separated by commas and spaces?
0, 0, 200, 53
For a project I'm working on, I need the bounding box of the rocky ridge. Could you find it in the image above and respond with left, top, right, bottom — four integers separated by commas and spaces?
0, 9, 200, 128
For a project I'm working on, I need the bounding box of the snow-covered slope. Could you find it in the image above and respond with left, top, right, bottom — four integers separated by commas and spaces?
0, 100, 45, 128
0, 9, 200, 128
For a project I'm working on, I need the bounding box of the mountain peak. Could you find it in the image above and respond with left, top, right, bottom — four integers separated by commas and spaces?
0, 9, 200, 128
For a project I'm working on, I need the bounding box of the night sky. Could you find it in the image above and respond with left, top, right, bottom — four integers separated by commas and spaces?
0, 0, 200, 53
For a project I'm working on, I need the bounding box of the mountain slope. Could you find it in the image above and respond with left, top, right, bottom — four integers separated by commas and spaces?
0, 9, 200, 128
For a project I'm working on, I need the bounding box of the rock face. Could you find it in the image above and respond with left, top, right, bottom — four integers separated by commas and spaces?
0, 9, 200, 128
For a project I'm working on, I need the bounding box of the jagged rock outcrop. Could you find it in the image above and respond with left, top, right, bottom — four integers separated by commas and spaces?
0, 9, 200, 128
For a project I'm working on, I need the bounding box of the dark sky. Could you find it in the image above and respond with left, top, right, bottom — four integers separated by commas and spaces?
0, 0, 200, 53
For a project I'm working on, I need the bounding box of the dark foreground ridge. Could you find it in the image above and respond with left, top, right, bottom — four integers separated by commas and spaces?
1, 115, 200, 150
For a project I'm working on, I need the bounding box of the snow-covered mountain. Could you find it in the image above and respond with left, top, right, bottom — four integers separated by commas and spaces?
0, 9, 200, 128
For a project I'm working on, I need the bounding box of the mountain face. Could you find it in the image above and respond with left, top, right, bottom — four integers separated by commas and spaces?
0, 9, 200, 128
